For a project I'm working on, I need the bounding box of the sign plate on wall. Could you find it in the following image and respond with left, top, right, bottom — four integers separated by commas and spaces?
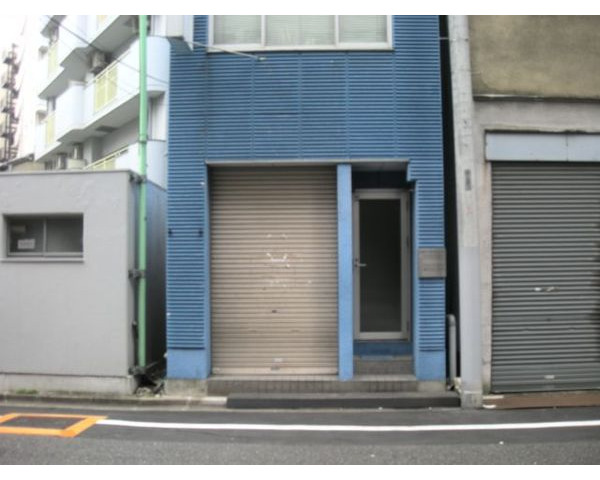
418, 248, 446, 278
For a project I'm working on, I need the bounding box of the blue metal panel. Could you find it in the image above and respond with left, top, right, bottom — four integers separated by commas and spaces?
167, 348, 209, 379
337, 164, 353, 380
167, 16, 446, 380
354, 342, 412, 357
166, 25, 209, 357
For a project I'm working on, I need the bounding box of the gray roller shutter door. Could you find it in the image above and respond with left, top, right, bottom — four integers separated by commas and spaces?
210, 167, 338, 375
491, 162, 600, 392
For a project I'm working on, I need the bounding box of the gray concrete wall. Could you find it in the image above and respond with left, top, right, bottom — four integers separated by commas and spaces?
0, 171, 136, 381
472, 100, 600, 392
469, 16, 600, 99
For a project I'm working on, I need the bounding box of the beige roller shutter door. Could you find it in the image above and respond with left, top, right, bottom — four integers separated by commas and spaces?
211, 166, 338, 375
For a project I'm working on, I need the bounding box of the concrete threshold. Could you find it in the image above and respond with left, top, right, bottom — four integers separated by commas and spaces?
483, 390, 600, 410
226, 391, 460, 409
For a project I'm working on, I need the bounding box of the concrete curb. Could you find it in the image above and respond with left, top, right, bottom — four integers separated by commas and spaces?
483, 391, 600, 410
0, 392, 227, 409
227, 392, 461, 409
1, 391, 461, 411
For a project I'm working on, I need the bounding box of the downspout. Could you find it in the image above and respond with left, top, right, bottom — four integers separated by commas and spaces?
137, 14, 148, 369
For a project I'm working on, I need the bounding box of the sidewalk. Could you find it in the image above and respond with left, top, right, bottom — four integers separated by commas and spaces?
4, 389, 600, 411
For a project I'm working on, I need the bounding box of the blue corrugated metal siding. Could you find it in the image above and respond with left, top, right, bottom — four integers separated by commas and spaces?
167, 16, 445, 378
166, 30, 208, 351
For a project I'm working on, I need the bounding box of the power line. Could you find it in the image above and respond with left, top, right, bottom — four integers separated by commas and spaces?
45, 15, 169, 87
187, 40, 266, 61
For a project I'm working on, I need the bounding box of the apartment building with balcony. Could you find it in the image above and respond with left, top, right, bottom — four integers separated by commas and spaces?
0, 16, 188, 395
34, 15, 193, 188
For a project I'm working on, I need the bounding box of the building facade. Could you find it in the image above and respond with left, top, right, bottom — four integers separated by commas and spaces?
167, 16, 447, 389
34, 15, 192, 188
451, 15, 600, 405
0, 15, 179, 396
0, 170, 165, 395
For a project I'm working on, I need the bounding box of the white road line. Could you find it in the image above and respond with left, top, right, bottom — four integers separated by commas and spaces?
97, 419, 600, 433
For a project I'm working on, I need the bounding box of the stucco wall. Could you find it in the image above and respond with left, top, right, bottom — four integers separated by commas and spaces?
469, 16, 600, 99
0, 170, 135, 378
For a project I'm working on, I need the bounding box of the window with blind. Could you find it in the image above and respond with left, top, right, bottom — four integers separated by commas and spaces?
211, 15, 391, 50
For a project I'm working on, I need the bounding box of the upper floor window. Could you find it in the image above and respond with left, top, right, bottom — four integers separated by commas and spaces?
211, 15, 391, 51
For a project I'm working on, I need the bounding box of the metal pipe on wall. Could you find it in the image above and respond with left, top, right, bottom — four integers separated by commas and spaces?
136, 14, 148, 368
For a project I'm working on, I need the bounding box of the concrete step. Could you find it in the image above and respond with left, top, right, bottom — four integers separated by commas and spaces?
354, 356, 413, 375
207, 375, 419, 396
227, 391, 460, 409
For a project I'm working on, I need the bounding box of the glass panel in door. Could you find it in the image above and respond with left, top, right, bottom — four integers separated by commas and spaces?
359, 199, 402, 335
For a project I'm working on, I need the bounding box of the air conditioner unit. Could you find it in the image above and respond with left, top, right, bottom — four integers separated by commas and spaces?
90, 51, 108, 74
57, 153, 85, 170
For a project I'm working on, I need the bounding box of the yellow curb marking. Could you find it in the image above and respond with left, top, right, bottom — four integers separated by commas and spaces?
0, 413, 107, 438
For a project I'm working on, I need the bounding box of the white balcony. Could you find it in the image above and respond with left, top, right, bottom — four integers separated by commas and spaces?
35, 37, 169, 163
86, 15, 137, 53
40, 16, 89, 99
35, 111, 58, 160
40, 15, 65, 37
85, 140, 167, 188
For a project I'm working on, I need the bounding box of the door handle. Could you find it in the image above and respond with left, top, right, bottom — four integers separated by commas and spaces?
354, 258, 367, 268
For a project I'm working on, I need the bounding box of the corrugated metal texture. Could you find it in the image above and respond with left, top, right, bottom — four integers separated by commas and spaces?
167, 16, 445, 368
492, 162, 600, 392
166, 31, 209, 350
417, 279, 446, 351
200, 16, 443, 166
210, 167, 338, 374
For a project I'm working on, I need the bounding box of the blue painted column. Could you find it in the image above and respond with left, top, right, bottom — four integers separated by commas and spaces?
337, 164, 353, 380
166, 163, 211, 380
168, 349, 209, 379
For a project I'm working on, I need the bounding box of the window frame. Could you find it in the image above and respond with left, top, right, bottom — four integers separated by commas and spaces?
5, 214, 84, 259
209, 15, 393, 52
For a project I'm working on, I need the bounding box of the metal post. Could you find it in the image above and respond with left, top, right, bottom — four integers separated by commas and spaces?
447, 314, 457, 387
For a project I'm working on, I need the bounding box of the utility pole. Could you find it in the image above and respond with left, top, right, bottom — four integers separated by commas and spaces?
448, 15, 483, 408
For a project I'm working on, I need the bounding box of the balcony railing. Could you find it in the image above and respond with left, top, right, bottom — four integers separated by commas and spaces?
82, 140, 166, 188
96, 15, 108, 29
85, 146, 128, 171
47, 42, 59, 77
93, 63, 118, 113
45, 111, 56, 147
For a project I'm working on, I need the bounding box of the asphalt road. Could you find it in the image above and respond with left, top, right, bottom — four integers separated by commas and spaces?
1, 404, 599, 464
